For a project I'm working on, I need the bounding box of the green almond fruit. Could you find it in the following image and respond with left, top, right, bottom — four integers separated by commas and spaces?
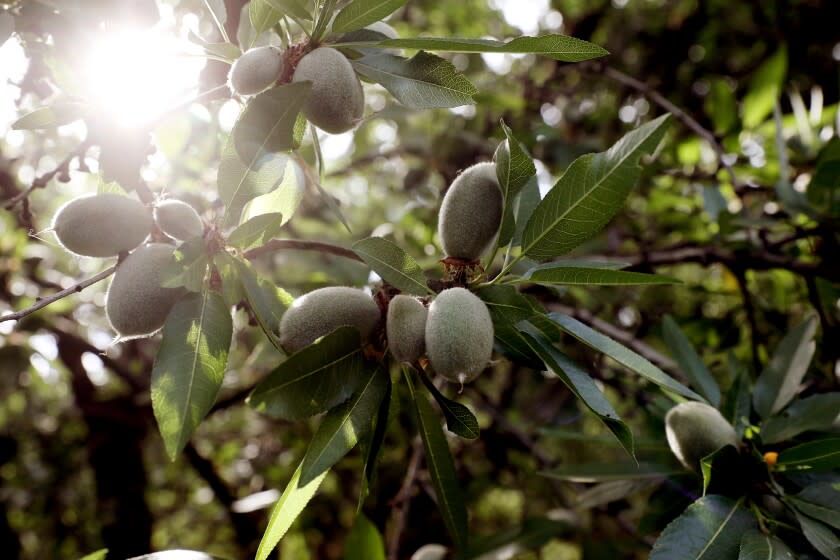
438, 162, 503, 261
228, 46, 283, 96
52, 194, 152, 258
425, 287, 494, 384
292, 47, 365, 134
386, 295, 428, 364
278, 286, 381, 353
665, 401, 739, 472
105, 243, 187, 340
154, 199, 203, 240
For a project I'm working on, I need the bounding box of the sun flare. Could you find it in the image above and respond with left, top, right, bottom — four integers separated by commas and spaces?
83, 29, 204, 128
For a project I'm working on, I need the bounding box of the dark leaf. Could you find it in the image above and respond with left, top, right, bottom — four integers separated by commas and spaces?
248, 327, 365, 420
520, 114, 671, 260
405, 370, 468, 550
352, 237, 431, 295
299, 365, 388, 485
753, 317, 817, 419
761, 392, 840, 444
650, 496, 757, 560
518, 321, 635, 459
662, 315, 722, 407
738, 530, 795, 560
545, 312, 704, 401
418, 368, 480, 439
232, 82, 311, 166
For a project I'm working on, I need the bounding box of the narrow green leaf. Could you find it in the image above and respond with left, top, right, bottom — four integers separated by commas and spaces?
212, 253, 245, 308
227, 254, 292, 350
218, 137, 288, 226
248, 327, 365, 420
12, 101, 87, 130
577, 479, 657, 509
232, 81, 311, 168
511, 176, 541, 247
742, 46, 788, 129
255, 461, 329, 560
405, 370, 468, 550
517, 321, 635, 459
791, 483, 840, 530
753, 317, 817, 419
704, 78, 738, 136
512, 267, 678, 286
152, 291, 233, 460
358, 374, 392, 508
808, 137, 840, 211
539, 462, 677, 482
761, 392, 840, 444
495, 121, 536, 248
352, 52, 477, 109
793, 510, 840, 560
523, 259, 631, 273
265, 0, 312, 20
738, 530, 795, 560
242, 159, 304, 227
78, 549, 108, 560
160, 238, 209, 293
227, 213, 284, 251
249, 0, 282, 36
662, 315, 722, 407
521, 114, 671, 260
188, 30, 240, 62
300, 365, 388, 485
332, 0, 407, 33
476, 285, 545, 369
348, 35, 608, 61
650, 496, 757, 560
202, 0, 228, 38
352, 237, 431, 295
724, 359, 752, 435
418, 367, 480, 440
344, 514, 386, 560
777, 438, 840, 472
311, 0, 338, 41
546, 312, 705, 402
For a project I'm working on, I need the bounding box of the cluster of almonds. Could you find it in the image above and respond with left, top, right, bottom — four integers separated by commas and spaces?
278, 161, 505, 385
51, 194, 203, 340
228, 22, 399, 134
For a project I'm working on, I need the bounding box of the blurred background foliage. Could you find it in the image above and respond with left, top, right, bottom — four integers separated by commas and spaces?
0, 0, 838, 558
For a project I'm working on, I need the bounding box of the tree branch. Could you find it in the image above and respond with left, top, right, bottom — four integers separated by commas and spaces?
386, 436, 423, 560
3, 139, 92, 211
0, 265, 116, 323
586, 63, 739, 187
243, 238, 364, 262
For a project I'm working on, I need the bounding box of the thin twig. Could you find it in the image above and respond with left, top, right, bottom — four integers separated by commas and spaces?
243, 238, 363, 262
0, 265, 116, 323
589, 63, 739, 187
3, 139, 92, 210
731, 267, 762, 373
387, 436, 423, 560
